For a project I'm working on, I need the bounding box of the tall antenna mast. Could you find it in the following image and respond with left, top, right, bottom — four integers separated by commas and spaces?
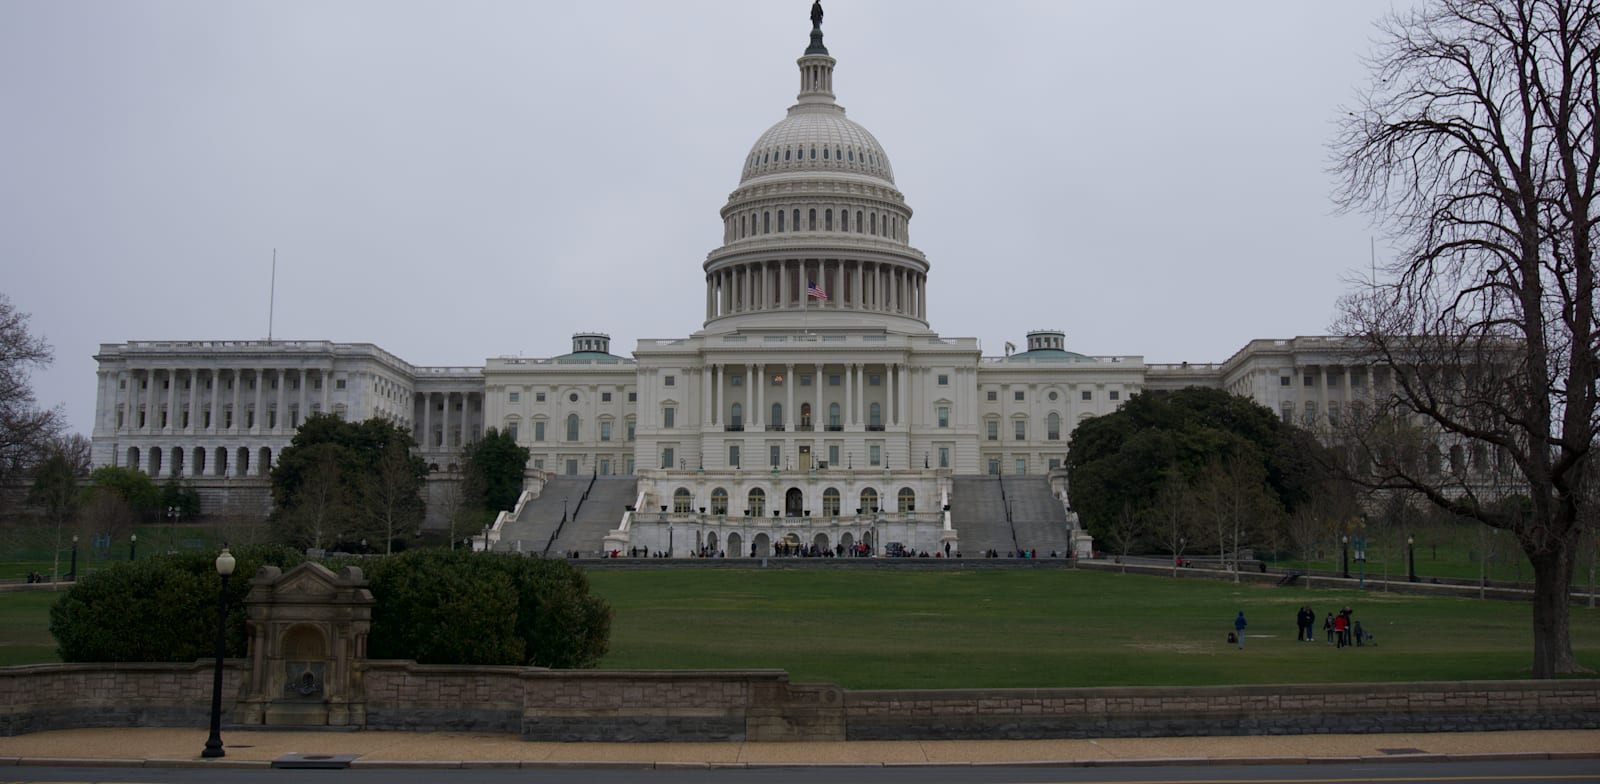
268, 248, 277, 343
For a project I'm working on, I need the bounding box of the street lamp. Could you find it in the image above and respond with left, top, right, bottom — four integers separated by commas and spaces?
563, 496, 569, 522
1341, 535, 1350, 579
69, 535, 78, 580
201, 546, 236, 759
1407, 535, 1417, 583
129, 533, 137, 561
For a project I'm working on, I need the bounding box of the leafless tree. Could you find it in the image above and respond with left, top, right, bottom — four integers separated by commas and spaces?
1151, 473, 1196, 577
359, 440, 425, 555
1104, 502, 1146, 573
1192, 456, 1282, 583
1332, 0, 1597, 676
274, 443, 346, 551
0, 294, 65, 493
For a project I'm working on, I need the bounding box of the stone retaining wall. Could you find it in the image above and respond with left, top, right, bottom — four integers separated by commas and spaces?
1, 661, 1594, 741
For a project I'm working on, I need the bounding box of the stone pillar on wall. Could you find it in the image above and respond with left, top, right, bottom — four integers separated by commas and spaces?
238, 562, 374, 728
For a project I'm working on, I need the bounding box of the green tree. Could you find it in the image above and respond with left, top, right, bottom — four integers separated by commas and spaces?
87, 465, 161, 516
363, 550, 610, 668
49, 545, 305, 662
462, 427, 530, 514
270, 414, 426, 551
1065, 386, 1321, 545
28, 436, 90, 583
1332, 0, 1597, 676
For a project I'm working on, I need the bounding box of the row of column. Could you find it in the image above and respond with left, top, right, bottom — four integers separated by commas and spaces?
705, 259, 926, 321
106, 367, 332, 436
700, 362, 911, 430
416, 390, 484, 451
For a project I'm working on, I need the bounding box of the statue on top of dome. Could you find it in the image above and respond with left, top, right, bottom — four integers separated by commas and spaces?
810, 1, 824, 29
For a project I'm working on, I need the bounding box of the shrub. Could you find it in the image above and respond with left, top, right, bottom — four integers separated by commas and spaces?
49, 545, 305, 662
364, 550, 610, 668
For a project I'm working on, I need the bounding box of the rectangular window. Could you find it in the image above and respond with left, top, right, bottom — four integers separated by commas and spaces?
1015, 458, 1027, 475
729, 444, 740, 467
1014, 390, 1024, 401
1015, 420, 1026, 440
506, 423, 518, 442
937, 406, 949, 428
1280, 376, 1291, 387
868, 374, 881, 386
938, 446, 950, 468
600, 421, 612, 441
829, 374, 841, 386
987, 420, 998, 441
509, 391, 520, 403
986, 390, 998, 401
535, 421, 546, 441
732, 375, 743, 386
869, 445, 881, 466
628, 392, 637, 402
664, 375, 675, 387
663, 407, 675, 428
536, 392, 547, 402
937, 374, 949, 386
1048, 457, 1061, 470
336, 379, 346, 390
661, 447, 674, 469
627, 421, 636, 440
1304, 374, 1315, 387
1081, 390, 1092, 401
534, 458, 544, 470
770, 444, 781, 467
828, 444, 840, 466
800, 375, 812, 386
601, 392, 612, 402
1109, 390, 1120, 401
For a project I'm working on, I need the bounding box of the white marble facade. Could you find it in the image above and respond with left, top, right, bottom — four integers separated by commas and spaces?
87, 7, 1422, 550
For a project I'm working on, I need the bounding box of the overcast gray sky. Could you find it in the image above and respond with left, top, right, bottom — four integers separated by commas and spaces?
3, 0, 1412, 438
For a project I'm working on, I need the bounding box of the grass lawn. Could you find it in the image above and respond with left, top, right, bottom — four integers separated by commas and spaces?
4, 567, 1597, 688
586, 568, 1600, 689
0, 590, 62, 667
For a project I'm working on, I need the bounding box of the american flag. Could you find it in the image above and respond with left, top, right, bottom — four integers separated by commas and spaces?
807, 282, 828, 301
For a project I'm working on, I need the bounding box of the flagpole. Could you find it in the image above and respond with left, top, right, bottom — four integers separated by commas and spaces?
268, 248, 277, 343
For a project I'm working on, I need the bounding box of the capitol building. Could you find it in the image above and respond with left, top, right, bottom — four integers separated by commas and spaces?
89, 5, 1381, 558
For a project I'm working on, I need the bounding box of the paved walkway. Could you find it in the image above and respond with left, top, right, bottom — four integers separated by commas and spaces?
0, 728, 1595, 769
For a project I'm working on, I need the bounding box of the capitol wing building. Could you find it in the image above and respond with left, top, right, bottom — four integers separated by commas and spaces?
90, 6, 1405, 558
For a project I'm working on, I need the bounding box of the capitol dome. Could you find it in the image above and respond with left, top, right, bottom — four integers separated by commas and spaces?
701, 2, 929, 335
739, 106, 895, 185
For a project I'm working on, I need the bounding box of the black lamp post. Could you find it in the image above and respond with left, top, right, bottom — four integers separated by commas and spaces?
1407, 535, 1417, 583
68, 534, 78, 580
201, 546, 236, 759
1341, 535, 1350, 579
563, 496, 569, 521
129, 533, 137, 561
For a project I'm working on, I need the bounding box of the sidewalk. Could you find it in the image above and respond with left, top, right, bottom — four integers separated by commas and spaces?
0, 728, 1595, 769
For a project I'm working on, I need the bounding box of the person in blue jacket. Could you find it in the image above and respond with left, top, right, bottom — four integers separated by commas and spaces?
1233, 611, 1248, 649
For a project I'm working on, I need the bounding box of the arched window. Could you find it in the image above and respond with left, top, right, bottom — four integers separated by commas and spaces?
1047, 412, 1061, 441
808, 209, 817, 230
748, 488, 766, 517
785, 148, 792, 161
711, 487, 729, 515
730, 402, 743, 430
829, 402, 841, 429
792, 208, 800, 229
841, 209, 849, 232
870, 213, 877, 234
825, 209, 833, 230
869, 402, 881, 428
823, 146, 829, 159
898, 487, 916, 512
823, 487, 841, 516
859, 487, 879, 514
566, 413, 580, 441
771, 402, 783, 428
856, 210, 863, 233
800, 402, 812, 428
777, 209, 785, 232
809, 146, 816, 159
673, 487, 694, 514
739, 215, 746, 239
763, 211, 770, 233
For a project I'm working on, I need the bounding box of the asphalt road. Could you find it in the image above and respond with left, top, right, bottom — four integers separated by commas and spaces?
4, 759, 1597, 784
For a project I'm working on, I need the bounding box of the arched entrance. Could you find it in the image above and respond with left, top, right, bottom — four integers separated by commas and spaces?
812, 533, 830, 552
785, 487, 804, 517
705, 531, 719, 555
727, 532, 743, 558
752, 533, 770, 558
